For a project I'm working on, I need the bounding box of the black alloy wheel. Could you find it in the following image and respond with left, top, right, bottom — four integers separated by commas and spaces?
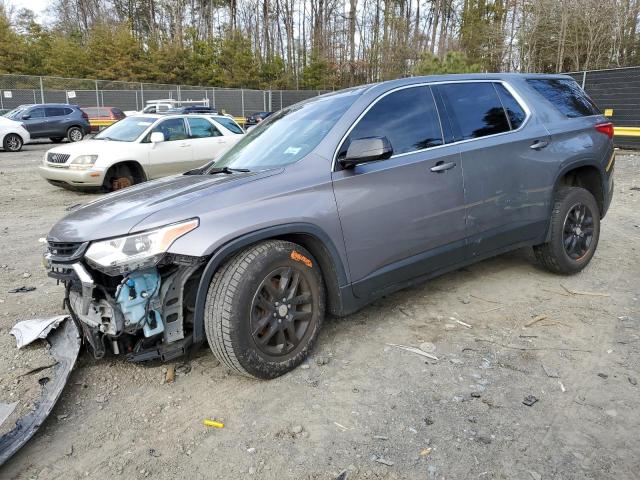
562, 203, 594, 260
250, 266, 314, 357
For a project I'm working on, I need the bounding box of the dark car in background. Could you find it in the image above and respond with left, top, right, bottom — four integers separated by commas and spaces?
166, 106, 218, 114
5, 104, 91, 143
245, 111, 272, 127
81, 106, 126, 132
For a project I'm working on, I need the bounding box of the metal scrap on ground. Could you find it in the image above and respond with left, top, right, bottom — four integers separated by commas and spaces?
386, 343, 439, 361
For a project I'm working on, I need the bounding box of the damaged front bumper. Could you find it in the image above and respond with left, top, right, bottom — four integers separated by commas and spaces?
0, 318, 81, 467
44, 243, 205, 362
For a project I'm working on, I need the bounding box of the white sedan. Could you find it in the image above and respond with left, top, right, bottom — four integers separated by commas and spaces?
38, 114, 245, 191
0, 116, 31, 152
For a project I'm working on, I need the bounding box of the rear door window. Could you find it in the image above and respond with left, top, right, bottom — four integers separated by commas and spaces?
45, 107, 67, 117
338, 85, 443, 159
494, 84, 527, 129
187, 117, 221, 138
527, 78, 600, 118
436, 83, 510, 140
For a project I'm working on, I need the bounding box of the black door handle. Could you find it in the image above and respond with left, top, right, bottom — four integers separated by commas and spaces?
430, 161, 456, 173
530, 140, 549, 150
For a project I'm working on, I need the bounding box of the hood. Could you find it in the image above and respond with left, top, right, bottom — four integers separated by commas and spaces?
47, 169, 282, 243
48, 139, 115, 157
0, 116, 22, 128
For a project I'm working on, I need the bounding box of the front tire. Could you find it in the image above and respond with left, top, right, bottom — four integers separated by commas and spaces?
534, 186, 600, 274
204, 240, 325, 379
103, 164, 135, 192
3, 133, 23, 152
67, 126, 84, 142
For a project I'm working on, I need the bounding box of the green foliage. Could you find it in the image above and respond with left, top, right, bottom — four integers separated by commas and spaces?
412, 52, 483, 76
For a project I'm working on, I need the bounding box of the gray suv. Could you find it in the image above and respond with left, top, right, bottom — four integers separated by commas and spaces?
6, 103, 91, 143
44, 74, 614, 379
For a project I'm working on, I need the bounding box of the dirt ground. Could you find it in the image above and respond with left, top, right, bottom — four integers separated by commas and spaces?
0, 142, 639, 480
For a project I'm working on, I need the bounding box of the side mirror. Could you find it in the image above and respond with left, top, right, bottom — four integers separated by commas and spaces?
21, 114, 31, 120
340, 136, 393, 169
150, 132, 165, 143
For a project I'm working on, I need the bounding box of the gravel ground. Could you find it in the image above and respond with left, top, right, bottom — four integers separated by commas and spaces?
0, 142, 639, 480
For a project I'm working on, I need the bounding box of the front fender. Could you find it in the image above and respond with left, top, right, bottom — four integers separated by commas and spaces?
191, 223, 349, 344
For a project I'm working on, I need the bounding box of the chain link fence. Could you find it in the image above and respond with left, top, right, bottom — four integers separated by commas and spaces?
0, 74, 330, 117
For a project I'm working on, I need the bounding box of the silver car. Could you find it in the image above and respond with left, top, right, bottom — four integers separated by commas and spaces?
44, 73, 614, 378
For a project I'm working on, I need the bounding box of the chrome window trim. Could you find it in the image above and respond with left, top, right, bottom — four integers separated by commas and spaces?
331, 79, 532, 171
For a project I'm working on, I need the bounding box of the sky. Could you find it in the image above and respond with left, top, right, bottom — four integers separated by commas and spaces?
6, 0, 49, 22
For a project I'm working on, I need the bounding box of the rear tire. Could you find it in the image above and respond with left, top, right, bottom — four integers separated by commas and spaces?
3, 133, 23, 152
204, 240, 325, 379
67, 127, 84, 142
534, 186, 600, 274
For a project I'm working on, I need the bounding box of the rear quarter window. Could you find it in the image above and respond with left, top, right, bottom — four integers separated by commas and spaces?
213, 116, 244, 134
527, 78, 601, 118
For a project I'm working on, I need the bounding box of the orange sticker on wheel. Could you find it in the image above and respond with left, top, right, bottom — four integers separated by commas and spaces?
291, 250, 312, 268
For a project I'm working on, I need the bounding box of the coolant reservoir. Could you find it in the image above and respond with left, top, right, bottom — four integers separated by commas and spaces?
115, 269, 164, 337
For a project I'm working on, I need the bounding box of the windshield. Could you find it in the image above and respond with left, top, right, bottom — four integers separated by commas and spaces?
95, 116, 156, 141
5, 107, 26, 119
206, 89, 362, 171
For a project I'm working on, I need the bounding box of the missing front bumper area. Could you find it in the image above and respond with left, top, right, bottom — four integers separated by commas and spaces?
49, 256, 203, 362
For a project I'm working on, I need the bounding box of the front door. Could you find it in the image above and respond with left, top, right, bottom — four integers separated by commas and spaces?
331, 85, 466, 299
146, 118, 193, 178
22, 107, 48, 137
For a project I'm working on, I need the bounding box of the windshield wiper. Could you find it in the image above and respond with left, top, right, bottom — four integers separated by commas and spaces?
208, 166, 251, 174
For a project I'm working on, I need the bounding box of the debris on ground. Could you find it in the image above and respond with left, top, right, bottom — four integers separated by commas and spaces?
455, 319, 473, 328
316, 356, 330, 366
523, 395, 539, 407
629, 377, 637, 386
559, 284, 610, 297
203, 419, 224, 428
0, 318, 81, 466
165, 366, 175, 384
525, 314, 548, 328
419, 447, 432, 456
542, 364, 560, 378
386, 343, 439, 361
598, 373, 608, 379
373, 456, 394, 466
7, 286, 36, 293
10, 316, 68, 348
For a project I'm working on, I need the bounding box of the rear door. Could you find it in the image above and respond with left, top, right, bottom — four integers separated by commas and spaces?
186, 117, 228, 166
45, 106, 71, 137
145, 117, 193, 178
434, 81, 552, 260
332, 85, 466, 299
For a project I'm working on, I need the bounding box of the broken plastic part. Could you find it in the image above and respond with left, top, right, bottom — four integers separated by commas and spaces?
0, 317, 81, 466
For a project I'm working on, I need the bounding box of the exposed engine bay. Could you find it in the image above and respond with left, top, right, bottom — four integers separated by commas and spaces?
45, 236, 205, 362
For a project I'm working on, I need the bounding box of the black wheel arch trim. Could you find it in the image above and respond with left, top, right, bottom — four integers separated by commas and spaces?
545, 159, 607, 241
192, 223, 349, 345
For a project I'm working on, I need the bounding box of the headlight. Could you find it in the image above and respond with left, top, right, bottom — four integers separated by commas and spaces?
85, 219, 199, 272
69, 155, 98, 170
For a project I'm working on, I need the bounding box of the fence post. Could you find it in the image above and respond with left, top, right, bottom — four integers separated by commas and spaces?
39, 76, 44, 103
211, 88, 216, 110
280, 91, 283, 110
140, 82, 144, 107
95, 80, 100, 107
581, 71, 587, 89
241, 89, 245, 117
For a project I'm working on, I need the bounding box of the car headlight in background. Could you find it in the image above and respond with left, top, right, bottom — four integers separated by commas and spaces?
85, 219, 199, 272
69, 155, 98, 170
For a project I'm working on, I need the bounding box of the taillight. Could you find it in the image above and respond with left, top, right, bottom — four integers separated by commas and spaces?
595, 122, 614, 139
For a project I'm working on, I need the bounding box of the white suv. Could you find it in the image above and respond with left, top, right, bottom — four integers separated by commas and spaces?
0, 116, 31, 152
38, 114, 244, 191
